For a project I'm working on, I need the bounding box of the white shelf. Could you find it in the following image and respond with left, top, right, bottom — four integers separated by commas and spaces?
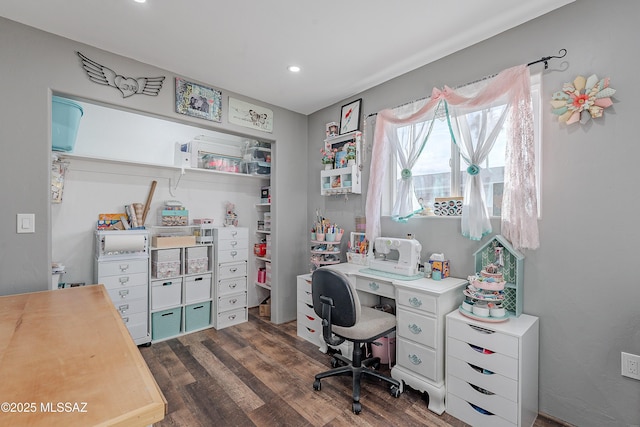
256, 230, 271, 234
256, 281, 271, 290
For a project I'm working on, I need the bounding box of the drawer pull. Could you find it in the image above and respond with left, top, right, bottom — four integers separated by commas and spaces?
122, 317, 129, 323
305, 279, 312, 284
231, 231, 238, 237
119, 264, 130, 271
368, 282, 380, 291
469, 324, 495, 334
469, 343, 494, 354
306, 303, 313, 309
230, 251, 238, 257
469, 383, 494, 395
118, 304, 129, 313
229, 283, 237, 289
408, 323, 422, 335
119, 290, 129, 298
305, 290, 311, 296
408, 297, 422, 308
162, 281, 173, 286
195, 277, 203, 281
306, 327, 316, 333
228, 314, 237, 320
192, 305, 205, 310
407, 354, 422, 365
306, 315, 316, 321
230, 241, 238, 246
468, 402, 494, 416
161, 312, 174, 317
468, 363, 494, 375
229, 298, 238, 304
119, 277, 129, 284
230, 267, 238, 273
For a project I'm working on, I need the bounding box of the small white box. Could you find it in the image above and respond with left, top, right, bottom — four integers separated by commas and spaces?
186, 246, 208, 259
152, 248, 181, 262
185, 274, 212, 303
151, 278, 182, 310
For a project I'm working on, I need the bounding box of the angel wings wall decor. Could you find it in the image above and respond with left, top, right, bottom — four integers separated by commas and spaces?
77, 52, 165, 98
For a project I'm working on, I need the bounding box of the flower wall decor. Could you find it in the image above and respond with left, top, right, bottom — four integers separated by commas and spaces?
550, 74, 616, 124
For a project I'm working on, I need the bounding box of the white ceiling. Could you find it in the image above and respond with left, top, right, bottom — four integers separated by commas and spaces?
0, 0, 573, 115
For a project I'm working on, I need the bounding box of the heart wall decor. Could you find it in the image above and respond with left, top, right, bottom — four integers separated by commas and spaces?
77, 52, 165, 98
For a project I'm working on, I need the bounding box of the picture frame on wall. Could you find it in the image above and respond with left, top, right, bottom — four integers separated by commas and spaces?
339, 98, 362, 135
175, 77, 222, 122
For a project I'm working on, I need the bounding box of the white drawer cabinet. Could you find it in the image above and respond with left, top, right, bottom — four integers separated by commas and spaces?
213, 227, 248, 329
296, 274, 322, 347
391, 277, 466, 415
95, 257, 150, 346
446, 310, 539, 427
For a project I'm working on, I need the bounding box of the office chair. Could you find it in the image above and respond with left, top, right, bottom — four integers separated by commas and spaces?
311, 268, 401, 414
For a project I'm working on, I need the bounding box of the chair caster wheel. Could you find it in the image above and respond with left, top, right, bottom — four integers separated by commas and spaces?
352, 402, 361, 414
313, 379, 321, 391
330, 358, 340, 368
372, 361, 381, 370
390, 385, 401, 398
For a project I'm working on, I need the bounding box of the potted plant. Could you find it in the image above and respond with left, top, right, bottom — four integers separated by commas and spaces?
320, 147, 336, 170
345, 142, 357, 166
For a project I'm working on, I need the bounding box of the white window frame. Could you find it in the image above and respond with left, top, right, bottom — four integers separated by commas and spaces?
382, 71, 542, 218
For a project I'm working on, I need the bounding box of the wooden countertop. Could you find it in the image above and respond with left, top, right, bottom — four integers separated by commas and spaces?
0, 285, 166, 426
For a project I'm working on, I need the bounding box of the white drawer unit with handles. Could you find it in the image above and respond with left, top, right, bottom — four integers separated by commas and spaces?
213, 227, 248, 329
94, 230, 150, 346
446, 310, 539, 427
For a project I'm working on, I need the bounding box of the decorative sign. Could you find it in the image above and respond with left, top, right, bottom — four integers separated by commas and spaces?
175, 78, 222, 122
228, 97, 273, 133
550, 74, 615, 124
77, 52, 165, 98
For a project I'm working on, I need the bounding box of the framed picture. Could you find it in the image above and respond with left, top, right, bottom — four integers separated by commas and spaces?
228, 97, 273, 133
339, 98, 362, 134
175, 77, 222, 122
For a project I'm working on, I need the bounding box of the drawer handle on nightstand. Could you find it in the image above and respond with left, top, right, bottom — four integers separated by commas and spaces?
469, 383, 495, 395
119, 264, 130, 271
368, 282, 379, 291
408, 324, 422, 334
468, 363, 494, 375
119, 277, 129, 284
408, 297, 422, 308
408, 354, 422, 365
469, 324, 495, 334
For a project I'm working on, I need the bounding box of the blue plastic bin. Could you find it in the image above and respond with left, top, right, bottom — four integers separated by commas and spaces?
52, 96, 83, 152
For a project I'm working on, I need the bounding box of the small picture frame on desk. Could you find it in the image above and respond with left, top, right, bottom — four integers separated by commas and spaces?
339, 98, 361, 134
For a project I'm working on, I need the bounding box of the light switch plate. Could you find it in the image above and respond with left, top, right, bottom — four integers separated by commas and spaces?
17, 213, 35, 233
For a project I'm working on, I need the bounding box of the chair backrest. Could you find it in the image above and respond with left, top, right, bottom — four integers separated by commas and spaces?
311, 268, 361, 327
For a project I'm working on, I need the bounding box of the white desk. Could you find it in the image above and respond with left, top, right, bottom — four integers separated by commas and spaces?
297, 263, 467, 414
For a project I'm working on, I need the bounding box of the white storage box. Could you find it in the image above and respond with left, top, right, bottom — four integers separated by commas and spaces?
151, 278, 182, 310
186, 257, 209, 274
185, 274, 212, 303
152, 248, 181, 262
186, 246, 208, 259
152, 260, 181, 279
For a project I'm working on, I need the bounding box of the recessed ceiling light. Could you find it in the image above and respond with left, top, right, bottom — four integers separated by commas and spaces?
288, 65, 301, 73
134, 0, 146, 3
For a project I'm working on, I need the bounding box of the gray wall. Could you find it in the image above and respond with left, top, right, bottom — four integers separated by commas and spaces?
0, 17, 309, 325
307, 1, 640, 425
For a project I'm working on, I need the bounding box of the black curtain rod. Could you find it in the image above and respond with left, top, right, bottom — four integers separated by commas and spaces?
364, 49, 568, 120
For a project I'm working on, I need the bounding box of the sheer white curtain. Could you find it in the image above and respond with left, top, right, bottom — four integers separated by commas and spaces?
446, 87, 510, 241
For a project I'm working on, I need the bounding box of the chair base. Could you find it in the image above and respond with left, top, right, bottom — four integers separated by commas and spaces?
313, 344, 401, 414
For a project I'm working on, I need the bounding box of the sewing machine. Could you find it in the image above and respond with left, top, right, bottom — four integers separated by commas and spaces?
369, 237, 422, 276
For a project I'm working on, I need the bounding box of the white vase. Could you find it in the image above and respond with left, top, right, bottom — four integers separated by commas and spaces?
324, 164, 333, 170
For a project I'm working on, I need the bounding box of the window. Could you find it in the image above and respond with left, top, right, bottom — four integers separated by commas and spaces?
383, 72, 542, 217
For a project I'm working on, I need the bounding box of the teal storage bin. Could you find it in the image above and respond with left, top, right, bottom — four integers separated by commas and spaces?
152, 307, 182, 340
185, 301, 211, 332
52, 96, 83, 152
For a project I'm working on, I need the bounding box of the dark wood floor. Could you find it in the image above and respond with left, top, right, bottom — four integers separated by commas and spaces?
140, 308, 566, 427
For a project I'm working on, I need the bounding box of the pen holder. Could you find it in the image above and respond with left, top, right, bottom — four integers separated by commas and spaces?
311, 232, 316, 240
316, 233, 325, 242
325, 233, 336, 242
